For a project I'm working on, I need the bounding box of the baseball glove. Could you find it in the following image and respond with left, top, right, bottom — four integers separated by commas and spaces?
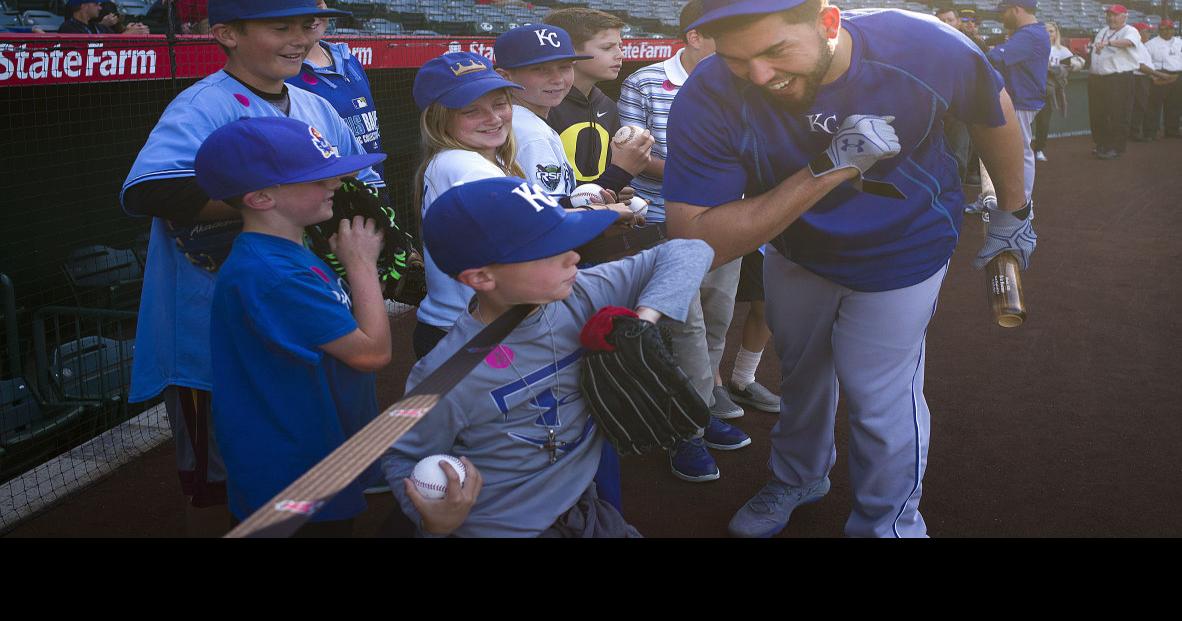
577, 306, 710, 456
304, 177, 426, 304
165, 218, 243, 272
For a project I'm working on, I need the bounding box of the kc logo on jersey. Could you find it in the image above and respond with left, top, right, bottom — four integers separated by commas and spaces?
806, 113, 839, 134
535, 28, 560, 48
308, 125, 338, 159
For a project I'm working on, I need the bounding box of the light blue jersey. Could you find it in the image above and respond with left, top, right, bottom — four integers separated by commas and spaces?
121, 70, 381, 402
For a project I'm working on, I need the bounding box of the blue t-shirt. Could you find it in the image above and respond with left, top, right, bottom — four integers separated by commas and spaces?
987, 22, 1052, 111
664, 9, 1006, 292
288, 41, 387, 182
211, 232, 375, 522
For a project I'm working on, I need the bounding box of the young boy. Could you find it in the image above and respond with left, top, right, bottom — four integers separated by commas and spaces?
195, 116, 390, 535
493, 23, 650, 200
380, 177, 715, 537
119, 0, 383, 534
542, 8, 653, 185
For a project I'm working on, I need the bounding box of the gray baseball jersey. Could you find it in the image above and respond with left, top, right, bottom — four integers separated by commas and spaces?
511, 104, 576, 197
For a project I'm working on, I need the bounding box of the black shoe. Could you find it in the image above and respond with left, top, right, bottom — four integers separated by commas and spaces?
1097, 149, 1120, 160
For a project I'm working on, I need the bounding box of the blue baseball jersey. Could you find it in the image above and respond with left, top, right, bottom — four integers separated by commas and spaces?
211, 232, 374, 522
987, 22, 1052, 112
664, 9, 1006, 292
120, 70, 381, 402
288, 41, 387, 181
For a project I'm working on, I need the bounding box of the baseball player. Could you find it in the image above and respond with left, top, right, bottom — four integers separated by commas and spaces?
381, 177, 716, 537
119, 0, 383, 534
986, 1, 1049, 204
664, 0, 1036, 537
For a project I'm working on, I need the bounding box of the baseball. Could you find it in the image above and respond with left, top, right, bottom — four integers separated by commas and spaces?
411, 454, 467, 500
613, 125, 646, 146
627, 196, 649, 218
569, 183, 607, 209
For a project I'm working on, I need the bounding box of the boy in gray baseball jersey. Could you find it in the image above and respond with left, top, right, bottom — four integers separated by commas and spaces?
380, 177, 714, 537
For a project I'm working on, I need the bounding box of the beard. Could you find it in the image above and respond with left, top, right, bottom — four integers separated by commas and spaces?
770, 30, 835, 115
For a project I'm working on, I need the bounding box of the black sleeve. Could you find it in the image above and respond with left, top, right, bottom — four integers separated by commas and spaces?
122, 177, 214, 224
593, 164, 635, 194
56, 21, 87, 34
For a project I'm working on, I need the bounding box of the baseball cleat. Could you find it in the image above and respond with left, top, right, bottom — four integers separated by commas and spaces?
703, 416, 751, 451
669, 438, 720, 482
710, 385, 744, 419
728, 477, 831, 538
728, 380, 781, 413
1035, 150, 1047, 162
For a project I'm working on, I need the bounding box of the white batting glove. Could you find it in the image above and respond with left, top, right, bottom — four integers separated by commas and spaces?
974, 199, 1037, 270
809, 115, 901, 181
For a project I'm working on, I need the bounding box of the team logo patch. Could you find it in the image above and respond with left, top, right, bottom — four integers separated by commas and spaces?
352, 96, 369, 109
450, 58, 486, 76
308, 125, 338, 159
535, 164, 562, 191
534, 28, 560, 48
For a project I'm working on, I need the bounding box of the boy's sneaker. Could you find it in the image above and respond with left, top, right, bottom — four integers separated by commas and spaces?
669, 438, 720, 482
728, 477, 831, 538
703, 416, 751, 450
1035, 150, 1047, 162
710, 385, 744, 419
728, 380, 781, 413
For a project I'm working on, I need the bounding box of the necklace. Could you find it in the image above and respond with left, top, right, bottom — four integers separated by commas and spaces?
475, 302, 566, 464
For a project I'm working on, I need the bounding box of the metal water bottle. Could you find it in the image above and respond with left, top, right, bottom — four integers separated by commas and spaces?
986, 251, 1026, 328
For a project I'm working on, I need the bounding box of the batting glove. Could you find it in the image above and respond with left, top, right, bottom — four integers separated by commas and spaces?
810, 115, 901, 181
974, 199, 1037, 270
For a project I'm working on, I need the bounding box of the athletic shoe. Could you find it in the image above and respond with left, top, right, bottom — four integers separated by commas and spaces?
1035, 150, 1047, 162
1097, 149, 1120, 160
728, 380, 781, 413
728, 477, 832, 538
703, 416, 751, 450
669, 438, 720, 482
710, 385, 744, 419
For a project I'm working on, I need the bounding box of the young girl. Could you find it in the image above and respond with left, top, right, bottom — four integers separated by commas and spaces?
1033, 22, 1084, 161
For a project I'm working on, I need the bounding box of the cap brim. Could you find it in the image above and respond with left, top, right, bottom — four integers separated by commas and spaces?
497, 53, 594, 69
686, 0, 807, 32
434, 75, 524, 109
212, 7, 351, 25
498, 209, 618, 265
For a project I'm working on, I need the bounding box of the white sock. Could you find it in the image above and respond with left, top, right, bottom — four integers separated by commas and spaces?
730, 347, 763, 388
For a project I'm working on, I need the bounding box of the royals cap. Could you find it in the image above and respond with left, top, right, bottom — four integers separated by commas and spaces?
195, 117, 385, 201
208, 0, 350, 27
413, 52, 523, 111
1106, 4, 1128, 14
493, 24, 592, 69
423, 177, 617, 276
686, 0, 810, 32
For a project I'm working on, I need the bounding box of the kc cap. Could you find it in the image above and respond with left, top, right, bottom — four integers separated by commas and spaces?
208, 0, 349, 27
423, 177, 617, 276
195, 117, 385, 200
494, 24, 592, 69
686, 0, 810, 32
413, 52, 523, 111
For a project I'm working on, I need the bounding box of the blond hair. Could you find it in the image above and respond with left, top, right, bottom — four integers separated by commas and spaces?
1045, 21, 1061, 47
412, 89, 525, 224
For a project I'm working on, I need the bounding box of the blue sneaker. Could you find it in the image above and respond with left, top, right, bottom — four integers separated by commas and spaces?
703, 416, 751, 451
728, 477, 831, 538
669, 438, 720, 482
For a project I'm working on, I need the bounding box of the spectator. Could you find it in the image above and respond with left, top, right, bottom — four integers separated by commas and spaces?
1033, 21, 1085, 161
1088, 4, 1140, 159
57, 0, 114, 34
1145, 19, 1182, 138
935, 6, 959, 28
96, 2, 151, 34
1130, 22, 1155, 140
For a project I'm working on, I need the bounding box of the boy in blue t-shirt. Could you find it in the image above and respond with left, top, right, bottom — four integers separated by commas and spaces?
195, 116, 391, 536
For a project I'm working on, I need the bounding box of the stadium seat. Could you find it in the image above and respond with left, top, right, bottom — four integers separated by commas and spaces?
62, 245, 142, 311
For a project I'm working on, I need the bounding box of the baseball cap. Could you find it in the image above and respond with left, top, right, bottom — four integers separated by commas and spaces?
686, 0, 810, 32
195, 117, 385, 201
494, 24, 592, 69
413, 52, 523, 111
64, 0, 100, 6
1106, 4, 1128, 14
996, 0, 1037, 10
959, 8, 979, 21
1162, 18, 1176, 28
423, 177, 617, 276
1133, 21, 1151, 31
208, 0, 349, 27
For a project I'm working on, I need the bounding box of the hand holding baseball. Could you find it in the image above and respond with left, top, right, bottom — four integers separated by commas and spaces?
329, 215, 384, 274
816, 114, 901, 180
609, 126, 655, 176
404, 456, 483, 535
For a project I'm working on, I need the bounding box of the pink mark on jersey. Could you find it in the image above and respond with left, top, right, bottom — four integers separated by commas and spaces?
485, 345, 514, 369
309, 266, 331, 283
301, 73, 319, 86
234, 93, 251, 107
662, 79, 676, 92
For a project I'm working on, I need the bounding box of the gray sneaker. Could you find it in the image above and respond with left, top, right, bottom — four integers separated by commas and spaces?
728, 477, 831, 538
728, 380, 780, 413
710, 385, 744, 419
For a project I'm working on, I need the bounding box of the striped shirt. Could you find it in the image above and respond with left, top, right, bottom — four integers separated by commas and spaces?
618, 48, 690, 222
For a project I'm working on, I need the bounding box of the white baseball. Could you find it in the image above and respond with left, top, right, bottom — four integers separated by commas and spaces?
627, 196, 649, 218
613, 125, 646, 146
569, 183, 607, 209
411, 454, 467, 500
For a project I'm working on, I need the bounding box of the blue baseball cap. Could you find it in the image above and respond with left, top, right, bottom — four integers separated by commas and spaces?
424, 177, 617, 276
413, 52, 523, 111
208, 0, 350, 27
494, 24, 592, 69
195, 117, 386, 201
997, 0, 1037, 10
64, 0, 100, 6
686, 0, 810, 32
